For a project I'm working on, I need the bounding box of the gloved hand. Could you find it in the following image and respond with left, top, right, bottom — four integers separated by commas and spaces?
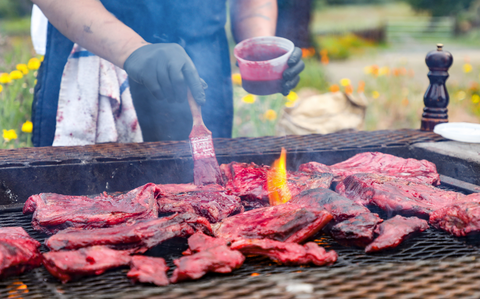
124, 43, 206, 105
281, 47, 305, 96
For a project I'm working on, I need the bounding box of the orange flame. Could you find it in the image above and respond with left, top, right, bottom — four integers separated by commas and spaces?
7, 281, 28, 298
267, 148, 291, 206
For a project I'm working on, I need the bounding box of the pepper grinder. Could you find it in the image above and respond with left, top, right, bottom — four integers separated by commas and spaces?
420, 44, 453, 131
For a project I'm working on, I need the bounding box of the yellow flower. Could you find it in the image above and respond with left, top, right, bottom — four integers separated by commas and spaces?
231, 73, 242, 86
379, 66, 390, 76
16, 64, 29, 75
241, 94, 256, 104
363, 66, 372, 75
0, 73, 11, 84
27, 57, 41, 70
10, 70, 23, 80
472, 94, 480, 104
456, 90, 466, 101
340, 78, 351, 87
463, 63, 473, 73
264, 109, 277, 121
286, 91, 298, 102
3, 129, 17, 142
21, 120, 33, 133
285, 101, 296, 108
372, 91, 380, 99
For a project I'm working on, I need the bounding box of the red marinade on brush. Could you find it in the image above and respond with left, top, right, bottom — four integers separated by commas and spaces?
23, 183, 160, 234
0, 227, 43, 278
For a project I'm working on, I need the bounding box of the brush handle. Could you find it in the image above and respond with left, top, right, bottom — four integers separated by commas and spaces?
187, 90, 205, 127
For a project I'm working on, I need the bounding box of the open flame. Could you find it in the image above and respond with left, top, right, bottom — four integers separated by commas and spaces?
267, 148, 291, 206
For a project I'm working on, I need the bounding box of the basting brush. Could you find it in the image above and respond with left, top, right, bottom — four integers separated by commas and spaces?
187, 90, 224, 186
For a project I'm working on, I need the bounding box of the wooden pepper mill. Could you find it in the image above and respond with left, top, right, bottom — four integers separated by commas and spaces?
420, 44, 453, 131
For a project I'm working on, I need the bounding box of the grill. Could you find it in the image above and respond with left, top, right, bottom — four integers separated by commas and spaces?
2, 129, 480, 298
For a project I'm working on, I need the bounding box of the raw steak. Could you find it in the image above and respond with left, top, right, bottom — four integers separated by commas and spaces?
43, 246, 131, 283
299, 152, 440, 185
212, 203, 333, 243
46, 213, 212, 252
0, 227, 42, 278
157, 190, 243, 223
127, 255, 170, 286
429, 201, 480, 237
336, 173, 469, 219
328, 213, 383, 247
170, 245, 244, 283
183, 231, 229, 255
366, 215, 429, 253
24, 183, 160, 234
220, 162, 334, 208
230, 238, 337, 266
289, 188, 371, 222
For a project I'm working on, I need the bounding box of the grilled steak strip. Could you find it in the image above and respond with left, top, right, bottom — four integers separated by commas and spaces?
299, 152, 440, 185
43, 246, 131, 283
24, 183, 160, 234
336, 173, 471, 219
170, 245, 245, 283
0, 227, 42, 278
230, 238, 337, 266
429, 201, 480, 237
183, 231, 229, 255
328, 213, 383, 248
212, 203, 333, 243
365, 215, 429, 253
46, 213, 212, 252
127, 255, 170, 286
157, 190, 243, 223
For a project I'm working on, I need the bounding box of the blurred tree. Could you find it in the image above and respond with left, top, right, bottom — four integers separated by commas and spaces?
405, 0, 474, 17
0, 0, 32, 18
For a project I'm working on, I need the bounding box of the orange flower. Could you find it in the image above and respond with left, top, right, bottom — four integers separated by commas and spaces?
469, 81, 479, 91
400, 67, 407, 76
402, 97, 409, 107
345, 84, 353, 95
320, 49, 328, 57
371, 65, 379, 77
392, 68, 400, 77
357, 80, 365, 93
330, 84, 340, 92
321, 55, 329, 65
301, 47, 316, 58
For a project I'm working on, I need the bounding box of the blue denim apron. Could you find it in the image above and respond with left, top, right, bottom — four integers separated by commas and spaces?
32, 0, 233, 146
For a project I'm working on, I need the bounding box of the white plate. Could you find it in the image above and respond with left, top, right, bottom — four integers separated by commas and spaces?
433, 122, 480, 143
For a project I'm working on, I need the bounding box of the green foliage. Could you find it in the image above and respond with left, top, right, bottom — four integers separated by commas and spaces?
294, 58, 329, 92
314, 33, 375, 60
405, 0, 474, 17
0, 0, 31, 18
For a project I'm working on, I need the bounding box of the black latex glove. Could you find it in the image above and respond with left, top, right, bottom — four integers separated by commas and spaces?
281, 47, 305, 96
124, 43, 206, 105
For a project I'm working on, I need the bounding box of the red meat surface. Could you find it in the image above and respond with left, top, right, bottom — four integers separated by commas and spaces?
365, 215, 429, 253
429, 201, 480, 237
23, 183, 160, 234
220, 162, 334, 208
336, 173, 470, 219
43, 246, 131, 283
170, 245, 245, 283
230, 238, 337, 266
157, 190, 243, 223
156, 183, 225, 196
127, 255, 170, 286
183, 231, 229, 255
328, 213, 384, 247
212, 203, 333, 243
289, 188, 371, 222
299, 152, 440, 186
0, 227, 42, 278
46, 213, 212, 252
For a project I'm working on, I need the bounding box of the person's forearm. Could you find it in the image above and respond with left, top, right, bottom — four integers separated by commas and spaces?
32, 0, 147, 68
230, 0, 277, 43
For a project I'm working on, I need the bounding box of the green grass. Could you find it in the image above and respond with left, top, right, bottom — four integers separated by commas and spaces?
0, 16, 31, 36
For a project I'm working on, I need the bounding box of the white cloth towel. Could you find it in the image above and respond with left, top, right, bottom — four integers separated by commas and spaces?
53, 44, 143, 146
